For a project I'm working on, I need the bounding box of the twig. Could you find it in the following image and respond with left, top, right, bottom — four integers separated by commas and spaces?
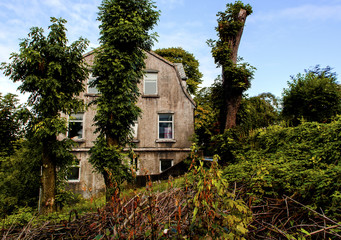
284, 195, 341, 226
305, 225, 341, 237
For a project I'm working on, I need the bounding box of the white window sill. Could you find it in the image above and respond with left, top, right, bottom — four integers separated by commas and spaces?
156, 139, 176, 143
68, 179, 80, 183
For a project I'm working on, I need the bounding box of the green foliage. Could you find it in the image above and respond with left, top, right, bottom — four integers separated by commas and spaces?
194, 85, 221, 155
208, 1, 255, 129
154, 47, 203, 95
282, 65, 341, 125
0, 140, 40, 217
194, 76, 278, 156
223, 117, 341, 217
1, 17, 89, 212
89, 137, 132, 183
1, 195, 105, 228
187, 145, 252, 239
237, 92, 280, 132
1, 206, 35, 227
92, 0, 159, 142
2, 17, 88, 119
90, 0, 159, 196
0, 93, 29, 157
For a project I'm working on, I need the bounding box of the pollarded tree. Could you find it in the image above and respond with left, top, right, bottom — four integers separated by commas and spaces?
282, 65, 341, 125
1, 18, 89, 213
209, 1, 254, 131
154, 47, 203, 95
89, 0, 159, 200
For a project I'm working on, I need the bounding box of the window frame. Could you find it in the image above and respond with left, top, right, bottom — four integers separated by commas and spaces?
131, 121, 138, 139
67, 159, 81, 182
158, 113, 174, 140
160, 159, 173, 172
143, 71, 158, 96
68, 113, 84, 140
87, 74, 99, 95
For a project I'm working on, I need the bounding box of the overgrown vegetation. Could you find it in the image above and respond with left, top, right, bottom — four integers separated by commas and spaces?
89, 0, 160, 201
222, 117, 341, 216
1, 146, 252, 239
0, 140, 40, 217
1, 0, 341, 239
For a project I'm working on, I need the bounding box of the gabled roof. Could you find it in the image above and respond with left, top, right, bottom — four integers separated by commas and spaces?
83, 49, 196, 107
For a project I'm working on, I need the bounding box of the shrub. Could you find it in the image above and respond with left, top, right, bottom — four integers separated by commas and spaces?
223, 117, 341, 217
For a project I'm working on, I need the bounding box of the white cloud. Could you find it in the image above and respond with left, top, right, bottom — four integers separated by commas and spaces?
251, 4, 341, 23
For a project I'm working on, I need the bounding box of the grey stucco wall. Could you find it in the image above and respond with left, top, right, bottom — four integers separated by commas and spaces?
64, 51, 195, 197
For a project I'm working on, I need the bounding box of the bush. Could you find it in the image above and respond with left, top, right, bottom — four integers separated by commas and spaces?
0, 140, 40, 217
223, 117, 341, 217
282, 65, 341, 125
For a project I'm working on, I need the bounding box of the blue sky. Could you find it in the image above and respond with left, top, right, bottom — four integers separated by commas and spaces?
1, 0, 341, 103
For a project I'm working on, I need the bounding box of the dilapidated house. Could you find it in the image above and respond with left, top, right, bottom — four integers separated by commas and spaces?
63, 51, 195, 197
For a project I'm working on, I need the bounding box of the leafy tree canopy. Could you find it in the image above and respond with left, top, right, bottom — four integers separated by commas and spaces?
154, 47, 203, 95
91, 0, 159, 144
1, 17, 89, 213
89, 0, 159, 199
282, 65, 341, 125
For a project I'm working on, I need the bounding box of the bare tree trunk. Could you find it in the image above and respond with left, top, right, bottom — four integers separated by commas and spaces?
41, 138, 56, 214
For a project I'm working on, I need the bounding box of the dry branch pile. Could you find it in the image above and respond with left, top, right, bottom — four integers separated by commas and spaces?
1, 187, 341, 239
248, 195, 341, 239
1, 187, 194, 239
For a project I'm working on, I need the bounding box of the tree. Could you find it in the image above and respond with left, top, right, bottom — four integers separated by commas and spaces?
0, 93, 28, 157
89, 0, 159, 200
154, 47, 203, 95
237, 92, 279, 132
282, 65, 341, 125
1, 18, 89, 213
209, 1, 254, 131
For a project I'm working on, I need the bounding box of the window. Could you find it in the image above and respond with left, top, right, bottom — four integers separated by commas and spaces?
144, 73, 158, 95
158, 114, 173, 139
131, 121, 138, 139
67, 160, 80, 182
87, 74, 99, 94
160, 159, 173, 172
68, 113, 84, 140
